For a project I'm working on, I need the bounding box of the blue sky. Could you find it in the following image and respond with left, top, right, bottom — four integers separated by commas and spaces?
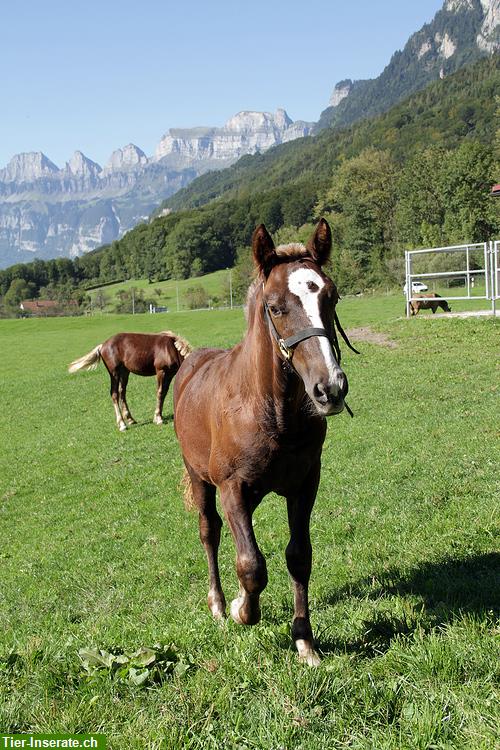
1, 0, 443, 168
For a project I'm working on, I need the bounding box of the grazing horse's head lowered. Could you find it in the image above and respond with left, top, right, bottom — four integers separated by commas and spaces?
254, 220, 350, 416
173, 219, 357, 666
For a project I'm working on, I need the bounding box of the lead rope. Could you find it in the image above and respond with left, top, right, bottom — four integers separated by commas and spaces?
332, 310, 360, 418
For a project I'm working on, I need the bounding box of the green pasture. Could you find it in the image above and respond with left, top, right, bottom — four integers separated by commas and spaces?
0, 295, 498, 749
86, 267, 494, 316
87, 269, 232, 312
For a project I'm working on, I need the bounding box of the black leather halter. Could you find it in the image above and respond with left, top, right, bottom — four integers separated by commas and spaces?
262, 297, 331, 362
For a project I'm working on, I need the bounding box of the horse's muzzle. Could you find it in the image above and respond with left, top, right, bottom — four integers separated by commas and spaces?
313, 372, 348, 416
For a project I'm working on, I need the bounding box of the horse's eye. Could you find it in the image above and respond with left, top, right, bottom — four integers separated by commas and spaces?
269, 305, 282, 317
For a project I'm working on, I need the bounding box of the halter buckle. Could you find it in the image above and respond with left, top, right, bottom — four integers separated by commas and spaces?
278, 339, 293, 360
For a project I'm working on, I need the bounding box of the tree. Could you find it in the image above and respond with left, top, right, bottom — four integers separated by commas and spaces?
185, 286, 209, 310
93, 289, 110, 312
4, 278, 36, 309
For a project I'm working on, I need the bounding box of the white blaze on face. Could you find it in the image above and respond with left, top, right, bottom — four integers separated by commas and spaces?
288, 267, 338, 381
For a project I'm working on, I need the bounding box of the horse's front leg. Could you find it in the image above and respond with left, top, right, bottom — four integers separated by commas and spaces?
186, 464, 226, 619
221, 482, 267, 626
286, 463, 321, 666
119, 370, 136, 425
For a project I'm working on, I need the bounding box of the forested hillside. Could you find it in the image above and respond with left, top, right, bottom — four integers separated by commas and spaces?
1, 55, 498, 314
315, 0, 492, 131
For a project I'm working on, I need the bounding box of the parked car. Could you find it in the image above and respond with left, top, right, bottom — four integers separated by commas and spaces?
403, 281, 429, 295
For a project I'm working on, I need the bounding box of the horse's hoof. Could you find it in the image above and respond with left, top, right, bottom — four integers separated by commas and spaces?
208, 589, 226, 622
210, 604, 226, 622
153, 416, 164, 425
119, 423, 127, 432
230, 598, 245, 624
230, 597, 260, 625
296, 639, 321, 667
127, 418, 137, 425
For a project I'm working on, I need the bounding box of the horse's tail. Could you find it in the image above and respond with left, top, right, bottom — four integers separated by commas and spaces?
162, 331, 193, 359
68, 345, 102, 374
181, 468, 197, 511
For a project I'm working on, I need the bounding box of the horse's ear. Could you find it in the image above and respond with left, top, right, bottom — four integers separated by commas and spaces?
252, 224, 276, 276
306, 218, 332, 266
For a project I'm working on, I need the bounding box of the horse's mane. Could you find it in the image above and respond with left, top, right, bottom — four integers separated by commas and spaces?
275, 242, 308, 259
161, 330, 192, 358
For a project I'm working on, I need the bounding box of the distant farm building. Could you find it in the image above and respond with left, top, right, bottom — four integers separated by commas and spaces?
20, 299, 78, 316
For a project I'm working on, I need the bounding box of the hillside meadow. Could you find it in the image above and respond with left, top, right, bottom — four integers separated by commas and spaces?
0, 295, 498, 749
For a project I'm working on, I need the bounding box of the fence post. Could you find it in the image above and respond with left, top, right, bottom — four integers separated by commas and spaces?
491, 242, 496, 317
405, 251, 411, 318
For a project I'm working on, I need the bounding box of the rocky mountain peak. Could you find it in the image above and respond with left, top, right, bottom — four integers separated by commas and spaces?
66, 151, 102, 177
274, 108, 293, 130
477, 0, 500, 51
329, 80, 354, 108
155, 109, 311, 164
104, 144, 148, 173
0, 152, 59, 183
223, 109, 293, 133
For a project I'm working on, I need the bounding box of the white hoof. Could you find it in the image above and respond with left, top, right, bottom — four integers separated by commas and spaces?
153, 415, 164, 425
119, 423, 127, 432
296, 639, 321, 667
210, 603, 226, 621
230, 597, 245, 625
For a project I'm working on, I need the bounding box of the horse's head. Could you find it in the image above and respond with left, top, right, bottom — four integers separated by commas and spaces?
253, 219, 349, 417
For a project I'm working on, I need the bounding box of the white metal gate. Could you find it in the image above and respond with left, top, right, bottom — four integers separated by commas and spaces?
404, 241, 500, 317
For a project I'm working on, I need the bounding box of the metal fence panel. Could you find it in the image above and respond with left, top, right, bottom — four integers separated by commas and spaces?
405, 241, 499, 317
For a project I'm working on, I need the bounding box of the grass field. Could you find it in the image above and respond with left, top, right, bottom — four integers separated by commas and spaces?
87, 270, 233, 312
87, 268, 494, 316
0, 294, 499, 749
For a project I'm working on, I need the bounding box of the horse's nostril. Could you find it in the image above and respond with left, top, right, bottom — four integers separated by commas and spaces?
313, 383, 329, 404
314, 373, 347, 404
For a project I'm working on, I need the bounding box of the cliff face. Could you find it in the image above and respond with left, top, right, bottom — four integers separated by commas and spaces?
155, 110, 313, 163
318, 0, 499, 131
0, 110, 311, 268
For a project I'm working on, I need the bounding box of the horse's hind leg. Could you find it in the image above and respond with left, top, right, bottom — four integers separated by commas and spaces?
187, 466, 226, 619
221, 482, 267, 626
285, 464, 321, 666
110, 373, 127, 432
153, 370, 172, 425
119, 370, 136, 425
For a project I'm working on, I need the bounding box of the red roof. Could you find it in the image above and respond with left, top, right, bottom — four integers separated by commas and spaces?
20, 299, 77, 313
491, 184, 500, 197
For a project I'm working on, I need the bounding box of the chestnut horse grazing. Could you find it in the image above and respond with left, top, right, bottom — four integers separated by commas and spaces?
68, 331, 191, 431
174, 220, 358, 665
410, 292, 452, 316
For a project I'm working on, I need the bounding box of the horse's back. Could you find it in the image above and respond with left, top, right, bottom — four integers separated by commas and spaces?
101, 332, 178, 375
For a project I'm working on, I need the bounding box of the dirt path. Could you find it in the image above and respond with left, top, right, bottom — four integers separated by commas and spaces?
346, 326, 398, 348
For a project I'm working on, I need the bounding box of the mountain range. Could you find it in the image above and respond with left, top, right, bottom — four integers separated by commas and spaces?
0, 0, 498, 271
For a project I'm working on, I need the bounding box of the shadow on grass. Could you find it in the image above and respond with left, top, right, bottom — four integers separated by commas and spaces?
129, 413, 174, 427
317, 552, 500, 656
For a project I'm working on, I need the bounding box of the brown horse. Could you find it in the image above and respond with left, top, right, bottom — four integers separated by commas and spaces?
174, 220, 358, 665
410, 292, 452, 316
69, 331, 191, 431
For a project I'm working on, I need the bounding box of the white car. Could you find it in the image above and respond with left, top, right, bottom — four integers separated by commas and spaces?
403, 281, 429, 295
